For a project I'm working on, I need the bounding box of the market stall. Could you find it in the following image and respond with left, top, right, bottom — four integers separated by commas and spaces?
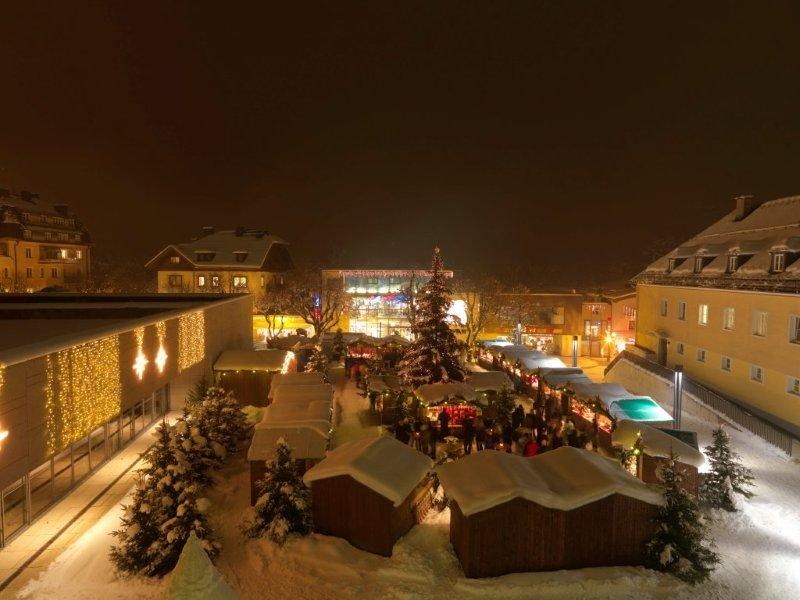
213, 349, 295, 406
415, 382, 484, 428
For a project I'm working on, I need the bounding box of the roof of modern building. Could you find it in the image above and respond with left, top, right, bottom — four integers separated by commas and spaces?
146, 228, 292, 270
635, 195, 800, 291
0, 293, 245, 366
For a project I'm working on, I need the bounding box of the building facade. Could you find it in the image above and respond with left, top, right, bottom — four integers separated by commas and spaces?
633, 195, 800, 432
0, 293, 252, 547
0, 189, 91, 292
146, 227, 293, 304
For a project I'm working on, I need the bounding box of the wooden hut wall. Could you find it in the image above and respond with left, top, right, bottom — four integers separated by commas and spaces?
450, 494, 658, 578
641, 454, 699, 495
311, 474, 423, 557
217, 370, 272, 406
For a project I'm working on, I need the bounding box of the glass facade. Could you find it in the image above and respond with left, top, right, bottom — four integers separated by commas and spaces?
345, 275, 431, 339
0, 386, 169, 548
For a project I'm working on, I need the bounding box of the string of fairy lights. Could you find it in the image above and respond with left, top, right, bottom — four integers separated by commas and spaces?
178, 311, 205, 371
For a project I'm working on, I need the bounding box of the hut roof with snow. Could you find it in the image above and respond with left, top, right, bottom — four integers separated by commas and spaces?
467, 371, 513, 392
612, 420, 705, 468
270, 383, 334, 404
436, 446, 662, 517
248, 426, 329, 461
269, 371, 325, 388
213, 349, 290, 372
569, 382, 673, 422
415, 382, 480, 405
303, 436, 433, 506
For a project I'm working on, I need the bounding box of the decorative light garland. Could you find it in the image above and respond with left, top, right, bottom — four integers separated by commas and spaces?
155, 320, 168, 373
178, 311, 205, 371
45, 335, 122, 454
281, 351, 295, 374
133, 327, 149, 380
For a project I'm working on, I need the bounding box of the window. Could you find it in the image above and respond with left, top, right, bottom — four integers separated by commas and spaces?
788, 377, 800, 396
260, 275, 266, 288
3, 267, 7, 278
771, 252, 786, 273
195, 252, 214, 262
721, 356, 732, 372
197, 275, 206, 288
667, 258, 677, 273
25, 248, 32, 258
696, 348, 707, 363
25, 268, 32, 278
693, 256, 704, 273
659, 299, 668, 317
168, 274, 183, 287
234, 252, 248, 263
76, 250, 82, 259
170, 256, 180, 264
698, 304, 709, 325
40, 268, 44, 278
750, 365, 763, 383
211, 275, 220, 288
51, 267, 57, 277
677, 302, 686, 320
726, 255, 738, 273
676, 342, 684, 355
722, 307, 735, 331
233, 276, 248, 287
790, 315, 800, 344
752, 311, 768, 337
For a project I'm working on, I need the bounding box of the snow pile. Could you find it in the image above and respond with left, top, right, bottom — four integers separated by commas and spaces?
166, 532, 238, 600
303, 436, 433, 506
436, 446, 663, 516
415, 382, 479, 405
270, 383, 334, 404
613, 420, 705, 468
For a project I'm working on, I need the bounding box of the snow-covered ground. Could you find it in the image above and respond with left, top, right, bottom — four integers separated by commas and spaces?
16, 385, 800, 600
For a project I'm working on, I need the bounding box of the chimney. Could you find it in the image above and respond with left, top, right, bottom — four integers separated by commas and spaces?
202, 226, 215, 236
733, 195, 762, 221
53, 203, 69, 216
234, 226, 245, 237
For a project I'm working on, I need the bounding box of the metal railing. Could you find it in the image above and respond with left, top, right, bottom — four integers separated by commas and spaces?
609, 351, 796, 455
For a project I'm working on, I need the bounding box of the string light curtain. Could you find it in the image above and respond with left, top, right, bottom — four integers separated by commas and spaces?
178, 311, 205, 371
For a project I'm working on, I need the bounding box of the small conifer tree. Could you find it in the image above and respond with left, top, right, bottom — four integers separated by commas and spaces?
700, 425, 755, 511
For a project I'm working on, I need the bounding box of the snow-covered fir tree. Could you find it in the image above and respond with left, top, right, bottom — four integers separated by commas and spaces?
304, 345, 329, 381
700, 425, 755, 511
646, 454, 719, 585
331, 328, 346, 361
171, 408, 221, 488
192, 386, 250, 455
185, 376, 210, 412
398, 247, 465, 388
166, 532, 237, 600
242, 438, 312, 545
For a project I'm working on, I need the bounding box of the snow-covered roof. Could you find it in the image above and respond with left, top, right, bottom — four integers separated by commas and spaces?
636, 195, 800, 289
436, 446, 663, 517
569, 383, 673, 422
540, 368, 592, 387
270, 383, 334, 404
467, 371, 513, 392
612, 420, 705, 468
366, 376, 389, 393
570, 382, 632, 406
303, 436, 432, 506
213, 349, 289, 372
258, 400, 332, 438
415, 382, 480, 405
269, 372, 325, 389
248, 426, 329, 461
166, 532, 238, 600
519, 355, 567, 370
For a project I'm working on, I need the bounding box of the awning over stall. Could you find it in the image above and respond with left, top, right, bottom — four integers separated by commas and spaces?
415, 382, 481, 405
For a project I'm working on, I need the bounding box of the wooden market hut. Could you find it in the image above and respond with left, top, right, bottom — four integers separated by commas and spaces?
267, 371, 327, 402
270, 383, 334, 405
612, 419, 704, 495
213, 349, 294, 406
303, 436, 434, 557
415, 382, 485, 432
436, 446, 663, 578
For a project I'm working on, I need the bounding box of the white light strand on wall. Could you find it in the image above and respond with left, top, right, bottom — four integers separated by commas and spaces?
155, 320, 168, 373
133, 326, 149, 380
178, 311, 205, 371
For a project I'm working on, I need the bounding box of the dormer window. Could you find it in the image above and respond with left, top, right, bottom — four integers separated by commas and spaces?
170, 256, 180, 264
667, 258, 677, 273
726, 255, 738, 273
195, 252, 215, 262
694, 256, 704, 273
771, 252, 786, 273
234, 251, 248, 263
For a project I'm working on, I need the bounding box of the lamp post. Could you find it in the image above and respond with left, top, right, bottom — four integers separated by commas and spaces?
571, 335, 578, 368
673, 365, 683, 429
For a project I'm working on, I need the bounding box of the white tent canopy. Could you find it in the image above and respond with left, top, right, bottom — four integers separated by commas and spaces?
436, 446, 663, 517
518, 355, 567, 370
540, 368, 592, 387
270, 383, 334, 404
303, 436, 432, 506
248, 426, 329, 461
415, 382, 480, 405
467, 371, 513, 392
213, 349, 290, 372
612, 420, 705, 468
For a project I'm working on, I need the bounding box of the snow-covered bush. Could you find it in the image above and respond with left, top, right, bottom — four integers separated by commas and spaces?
304, 345, 329, 381
191, 386, 250, 454
646, 454, 718, 584
700, 426, 755, 511
166, 532, 237, 600
242, 438, 312, 545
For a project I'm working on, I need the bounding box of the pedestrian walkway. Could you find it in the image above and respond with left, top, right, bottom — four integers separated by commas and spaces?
0, 415, 173, 595
328, 366, 383, 448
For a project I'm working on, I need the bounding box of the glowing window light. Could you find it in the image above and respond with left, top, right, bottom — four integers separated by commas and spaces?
281, 351, 295, 374
0, 430, 8, 443
178, 311, 205, 371
133, 327, 149, 380
155, 321, 168, 373
45, 335, 122, 454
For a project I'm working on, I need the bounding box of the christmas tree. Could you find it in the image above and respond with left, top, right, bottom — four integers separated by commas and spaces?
192, 387, 250, 455
304, 345, 329, 381
331, 328, 346, 361
186, 376, 210, 412
242, 438, 312, 545
398, 247, 465, 388
492, 388, 516, 426
646, 454, 719, 585
166, 532, 237, 600
171, 408, 221, 488
700, 426, 755, 511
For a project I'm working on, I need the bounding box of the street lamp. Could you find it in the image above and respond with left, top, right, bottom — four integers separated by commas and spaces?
571, 336, 578, 368
673, 365, 683, 429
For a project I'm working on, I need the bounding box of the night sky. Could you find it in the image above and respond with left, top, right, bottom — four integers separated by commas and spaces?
2, 3, 800, 287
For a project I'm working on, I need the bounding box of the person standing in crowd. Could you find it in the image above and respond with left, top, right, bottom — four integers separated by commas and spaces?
462, 417, 475, 455
524, 436, 539, 457
437, 409, 451, 440
502, 422, 513, 452
395, 417, 412, 445
512, 404, 525, 430
475, 417, 486, 451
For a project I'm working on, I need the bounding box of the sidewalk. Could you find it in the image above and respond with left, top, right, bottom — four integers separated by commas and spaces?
0, 416, 171, 596
328, 365, 383, 448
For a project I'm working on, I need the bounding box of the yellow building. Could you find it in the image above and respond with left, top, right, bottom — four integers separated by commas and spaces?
0, 189, 91, 292
633, 195, 800, 432
146, 227, 293, 304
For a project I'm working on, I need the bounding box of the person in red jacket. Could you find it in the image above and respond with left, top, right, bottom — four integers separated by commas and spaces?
524, 438, 539, 457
